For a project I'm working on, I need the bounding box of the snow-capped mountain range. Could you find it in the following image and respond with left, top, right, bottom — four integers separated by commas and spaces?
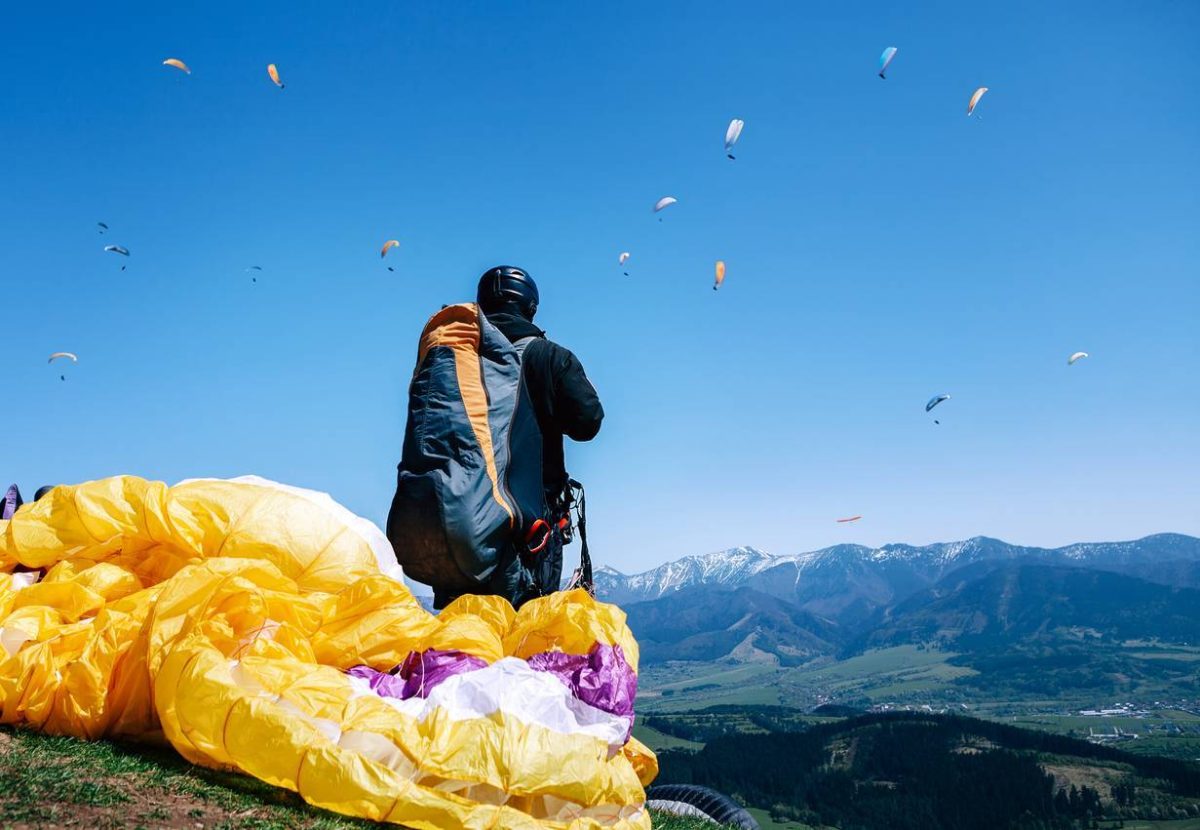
596, 534, 1200, 625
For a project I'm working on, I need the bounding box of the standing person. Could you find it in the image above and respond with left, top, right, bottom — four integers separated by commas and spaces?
475, 266, 604, 598
387, 266, 603, 609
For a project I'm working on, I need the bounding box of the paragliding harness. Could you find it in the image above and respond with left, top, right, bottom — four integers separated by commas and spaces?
387, 304, 546, 605
387, 304, 594, 606
526, 477, 593, 597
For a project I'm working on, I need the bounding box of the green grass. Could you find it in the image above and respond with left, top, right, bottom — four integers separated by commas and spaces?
651, 815, 744, 829
641, 645, 978, 712
1123, 736, 1200, 761
1003, 710, 1200, 761
2, 726, 713, 829
0, 726, 372, 829
641, 662, 784, 712
786, 645, 976, 695
743, 806, 821, 829
632, 720, 705, 752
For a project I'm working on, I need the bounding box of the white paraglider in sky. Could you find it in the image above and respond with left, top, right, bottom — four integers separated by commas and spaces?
653, 196, 677, 221
48, 351, 77, 382
724, 119, 744, 159
1068, 352, 1089, 365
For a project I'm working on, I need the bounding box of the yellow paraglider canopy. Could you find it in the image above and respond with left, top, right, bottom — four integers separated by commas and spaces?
1, 476, 656, 829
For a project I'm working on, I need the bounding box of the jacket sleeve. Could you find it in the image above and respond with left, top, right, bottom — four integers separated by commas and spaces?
550, 345, 604, 441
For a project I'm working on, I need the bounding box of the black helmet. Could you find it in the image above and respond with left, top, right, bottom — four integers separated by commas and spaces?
476, 265, 539, 320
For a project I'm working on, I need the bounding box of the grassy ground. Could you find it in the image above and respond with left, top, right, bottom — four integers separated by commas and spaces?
631, 720, 705, 752
1003, 709, 1200, 761
782, 645, 976, 701
640, 663, 783, 713
0, 726, 716, 830
743, 807, 820, 829
0, 726, 373, 829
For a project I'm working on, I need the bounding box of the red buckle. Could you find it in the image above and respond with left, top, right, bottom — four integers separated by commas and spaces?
525, 519, 551, 555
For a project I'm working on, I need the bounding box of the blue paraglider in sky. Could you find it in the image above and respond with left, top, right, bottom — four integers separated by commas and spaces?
926, 393, 950, 412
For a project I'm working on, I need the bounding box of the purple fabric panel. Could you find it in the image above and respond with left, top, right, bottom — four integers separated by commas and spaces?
349, 650, 487, 700
347, 643, 638, 721
347, 664, 408, 698
526, 643, 637, 719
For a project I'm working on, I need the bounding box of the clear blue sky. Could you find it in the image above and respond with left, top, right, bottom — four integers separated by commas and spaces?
3, 1, 1197, 575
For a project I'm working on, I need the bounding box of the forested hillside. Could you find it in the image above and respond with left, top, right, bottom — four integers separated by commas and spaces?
656, 712, 1200, 830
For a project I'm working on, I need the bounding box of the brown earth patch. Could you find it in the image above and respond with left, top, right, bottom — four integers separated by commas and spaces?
1042, 762, 1120, 801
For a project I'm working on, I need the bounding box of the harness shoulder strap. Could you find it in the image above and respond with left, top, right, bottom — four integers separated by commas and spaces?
511, 335, 542, 361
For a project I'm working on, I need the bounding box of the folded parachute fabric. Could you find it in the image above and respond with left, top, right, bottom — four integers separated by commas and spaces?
0, 475, 657, 829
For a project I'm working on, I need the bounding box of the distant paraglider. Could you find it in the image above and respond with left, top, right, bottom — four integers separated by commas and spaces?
104, 244, 129, 270
837, 516, 863, 524
619, 251, 630, 276
1068, 351, 1089, 365
967, 87, 988, 116
653, 196, 677, 221
713, 260, 726, 291
49, 351, 77, 382
381, 239, 400, 258
878, 47, 898, 79
247, 265, 263, 283
724, 119, 744, 159
162, 58, 191, 75
97, 222, 108, 234
926, 393, 951, 412
267, 64, 284, 88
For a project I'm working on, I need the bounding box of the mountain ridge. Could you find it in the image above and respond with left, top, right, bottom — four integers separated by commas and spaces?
597, 533, 1200, 623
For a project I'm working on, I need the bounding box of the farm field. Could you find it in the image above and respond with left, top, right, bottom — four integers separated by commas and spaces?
640, 646, 978, 712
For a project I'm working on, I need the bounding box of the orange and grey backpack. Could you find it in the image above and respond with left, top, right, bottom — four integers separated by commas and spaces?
386, 304, 547, 595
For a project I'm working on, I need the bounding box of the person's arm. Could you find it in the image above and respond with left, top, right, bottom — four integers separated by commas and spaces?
551, 346, 604, 441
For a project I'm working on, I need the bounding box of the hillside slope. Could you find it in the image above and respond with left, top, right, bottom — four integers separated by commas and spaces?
865, 563, 1200, 650
657, 712, 1200, 830
624, 586, 839, 665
